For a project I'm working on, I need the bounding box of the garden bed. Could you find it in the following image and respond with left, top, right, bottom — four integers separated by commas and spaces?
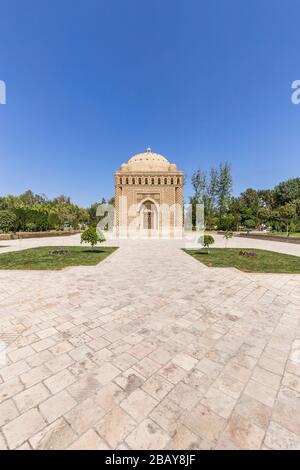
184, 248, 300, 273
0, 246, 118, 270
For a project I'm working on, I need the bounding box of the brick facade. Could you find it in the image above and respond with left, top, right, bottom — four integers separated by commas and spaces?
114, 149, 184, 238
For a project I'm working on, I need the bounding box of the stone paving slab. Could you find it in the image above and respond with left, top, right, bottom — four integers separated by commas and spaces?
0, 239, 300, 449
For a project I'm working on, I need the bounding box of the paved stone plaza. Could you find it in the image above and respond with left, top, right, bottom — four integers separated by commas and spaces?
0, 235, 300, 450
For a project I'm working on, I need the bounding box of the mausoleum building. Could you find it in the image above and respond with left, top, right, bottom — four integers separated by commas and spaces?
114, 148, 184, 238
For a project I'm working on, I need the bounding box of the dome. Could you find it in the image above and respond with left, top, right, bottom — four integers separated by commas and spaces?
124, 148, 174, 172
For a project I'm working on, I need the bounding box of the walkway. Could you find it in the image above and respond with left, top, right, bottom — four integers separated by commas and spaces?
0, 238, 300, 449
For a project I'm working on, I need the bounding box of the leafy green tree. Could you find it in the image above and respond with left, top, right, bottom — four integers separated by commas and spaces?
199, 234, 215, 253
81, 226, 105, 249
48, 212, 62, 230
19, 190, 47, 207
228, 197, 242, 231
278, 203, 297, 237
274, 178, 300, 206
257, 207, 270, 226
243, 218, 256, 233
239, 189, 260, 219
219, 213, 235, 231
257, 189, 275, 211
87, 198, 106, 226
205, 215, 219, 230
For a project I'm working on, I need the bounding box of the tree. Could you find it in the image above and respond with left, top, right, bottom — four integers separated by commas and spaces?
257, 189, 274, 211
80, 226, 105, 249
224, 231, 233, 248
278, 203, 297, 237
192, 170, 207, 203
257, 207, 270, 226
19, 190, 47, 206
87, 198, 106, 227
243, 218, 256, 233
219, 213, 235, 231
273, 178, 300, 206
191, 163, 233, 229
48, 211, 62, 230
217, 162, 232, 219
228, 197, 242, 231
0, 210, 17, 233
199, 234, 215, 253
239, 188, 260, 218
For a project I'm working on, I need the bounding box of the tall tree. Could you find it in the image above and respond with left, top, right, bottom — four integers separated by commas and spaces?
217, 162, 233, 218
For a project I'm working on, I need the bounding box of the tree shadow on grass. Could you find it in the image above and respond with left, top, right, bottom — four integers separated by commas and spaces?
82, 249, 106, 253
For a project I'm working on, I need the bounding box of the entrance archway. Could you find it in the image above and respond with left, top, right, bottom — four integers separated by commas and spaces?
139, 199, 158, 236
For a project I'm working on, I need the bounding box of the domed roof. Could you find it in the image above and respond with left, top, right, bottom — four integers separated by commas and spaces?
124, 148, 173, 172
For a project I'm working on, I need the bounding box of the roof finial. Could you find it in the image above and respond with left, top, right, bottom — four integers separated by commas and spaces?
147, 146, 151, 153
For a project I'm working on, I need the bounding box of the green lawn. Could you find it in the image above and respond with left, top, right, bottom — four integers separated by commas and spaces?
184, 248, 300, 273
240, 232, 300, 238
267, 232, 300, 238
0, 246, 118, 270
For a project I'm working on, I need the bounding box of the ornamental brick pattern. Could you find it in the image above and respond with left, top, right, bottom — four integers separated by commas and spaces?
114, 149, 184, 238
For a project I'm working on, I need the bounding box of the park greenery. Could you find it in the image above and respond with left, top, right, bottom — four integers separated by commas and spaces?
185, 248, 300, 274
0, 246, 117, 270
190, 165, 300, 235
0, 171, 299, 236
81, 226, 106, 248
199, 234, 215, 253
0, 191, 113, 234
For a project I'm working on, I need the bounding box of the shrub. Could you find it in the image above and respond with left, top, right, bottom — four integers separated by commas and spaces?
199, 234, 215, 253
80, 226, 105, 248
25, 222, 37, 232
239, 250, 257, 257
243, 219, 256, 232
0, 210, 17, 233
224, 231, 233, 247
48, 249, 69, 255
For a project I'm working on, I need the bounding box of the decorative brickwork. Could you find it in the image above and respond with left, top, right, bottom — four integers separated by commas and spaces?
114, 149, 184, 238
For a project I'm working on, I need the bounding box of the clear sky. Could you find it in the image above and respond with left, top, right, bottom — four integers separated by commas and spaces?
0, 0, 299, 207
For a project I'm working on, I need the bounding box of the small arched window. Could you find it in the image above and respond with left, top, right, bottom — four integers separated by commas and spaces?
158, 178, 161, 185
126, 178, 129, 184
151, 178, 154, 185
145, 178, 148, 185
132, 178, 135, 185
119, 178, 122, 184
139, 178, 141, 184
164, 178, 167, 185
171, 178, 173, 185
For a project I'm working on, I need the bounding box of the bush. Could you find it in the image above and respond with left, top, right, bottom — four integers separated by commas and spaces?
239, 250, 257, 257
0, 210, 17, 233
224, 231, 233, 247
199, 234, 215, 253
218, 214, 235, 231
25, 222, 37, 232
243, 219, 256, 233
80, 226, 105, 248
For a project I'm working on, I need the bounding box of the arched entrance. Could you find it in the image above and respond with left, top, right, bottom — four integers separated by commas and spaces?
139, 199, 158, 237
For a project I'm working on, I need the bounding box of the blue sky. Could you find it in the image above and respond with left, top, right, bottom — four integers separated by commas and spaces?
0, 0, 299, 207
